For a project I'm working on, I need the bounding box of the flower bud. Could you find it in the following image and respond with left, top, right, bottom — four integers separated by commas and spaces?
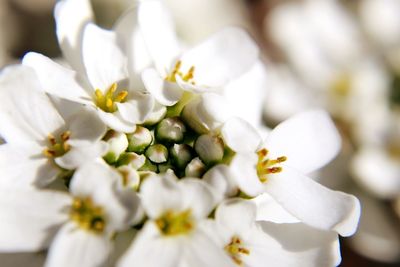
138, 158, 158, 172
170, 144, 194, 169
185, 157, 206, 177
194, 134, 224, 165
103, 130, 129, 164
117, 165, 140, 190
117, 152, 146, 169
127, 126, 153, 153
145, 144, 169, 163
158, 162, 175, 173
156, 117, 186, 143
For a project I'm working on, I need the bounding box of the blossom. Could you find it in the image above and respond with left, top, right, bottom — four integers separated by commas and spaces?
201, 198, 341, 267
0, 65, 107, 187
0, 161, 140, 267
118, 172, 233, 267
23, 0, 155, 132
228, 110, 360, 236
139, 0, 259, 106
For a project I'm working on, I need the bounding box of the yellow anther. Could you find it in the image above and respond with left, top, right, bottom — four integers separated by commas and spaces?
106, 97, 113, 108
95, 89, 103, 99
114, 91, 128, 102
94, 83, 128, 113
225, 236, 250, 266
43, 131, 71, 158
70, 197, 106, 234
108, 83, 117, 94
155, 209, 194, 236
165, 60, 196, 84
183, 66, 195, 81
61, 131, 71, 141
256, 148, 287, 183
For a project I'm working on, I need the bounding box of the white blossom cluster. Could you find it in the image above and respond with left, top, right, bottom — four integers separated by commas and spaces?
0, 0, 360, 266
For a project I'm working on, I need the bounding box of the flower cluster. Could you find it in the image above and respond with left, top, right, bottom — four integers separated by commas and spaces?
0, 0, 360, 266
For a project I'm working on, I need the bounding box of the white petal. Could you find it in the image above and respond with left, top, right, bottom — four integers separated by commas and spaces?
116, 92, 155, 124
221, 117, 261, 153
223, 60, 267, 127
203, 164, 238, 202
264, 110, 341, 174
22, 53, 92, 105
0, 143, 60, 188
215, 198, 257, 234
45, 222, 111, 267
182, 230, 234, 267
250, 221, 341, 267
54, 0, 93, 74
180, 27, 259, 87
82, 23, 128, 90
138, 0, 181, 73
229, 153, 264, 197
70, 162, 132, 231
253, 193, 300, 224
114, 8, 152, 83
140, 174, 183, 219
66, 108, 107, 146
141, 68, 182, 106
179, 178, 215, 219
265, 167, 360, 236
0, 65, 65, 143
55, 141, 108, 169
0, 188, 70, 252
351, 146, 400, 198
349, 191, 400, 263
118, 222, 181, 267
96, 109, 136, 133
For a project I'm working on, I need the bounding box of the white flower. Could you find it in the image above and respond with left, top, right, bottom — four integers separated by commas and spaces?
201, 198, 341, 267
267, 0, 363, 90
0, 65, 107, 187
229, 110, 360, 236
0, 161, 141, 267
139, 1, 259, 106
23, 1, 155, 132
118, 172, 233, 267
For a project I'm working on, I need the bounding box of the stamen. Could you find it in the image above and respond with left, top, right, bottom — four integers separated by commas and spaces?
225, 236, 250, 266
94, 83, 128, 113
165, 60, 196, 84
256, 148, 287, 183
43, 131, 71, 158
155, 209, 194, 236
70, 197, 106, 234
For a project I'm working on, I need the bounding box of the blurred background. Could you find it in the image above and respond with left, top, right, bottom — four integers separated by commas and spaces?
0, 0, 399, 266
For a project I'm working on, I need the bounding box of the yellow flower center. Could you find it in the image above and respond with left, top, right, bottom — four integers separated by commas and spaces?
256, 148, 287, 183
155, 209, 194, 236
165, 60, 196, 85
95, 83, 128, 113
70, 197, 106, 234
330, 74, 351, 98
225, 236, 250, 266
43, 131, 71, 158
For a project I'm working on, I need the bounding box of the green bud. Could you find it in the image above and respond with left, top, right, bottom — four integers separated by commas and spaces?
127, 126, 153, 153
185, 157, 206, 177
117, 152, 146, 169
170, 144, 194, 169
194, 134, 224, 165
181, 100, 209, 134
158, 162, 175, 173
145, 144, 169, 163
156, 117, 187, 143
103, 130, 129, 164
117, 165, 140, 190
138, 158, 158, 172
